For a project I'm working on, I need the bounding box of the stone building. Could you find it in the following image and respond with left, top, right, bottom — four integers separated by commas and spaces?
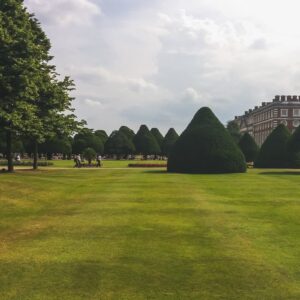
234, 95, 300, 146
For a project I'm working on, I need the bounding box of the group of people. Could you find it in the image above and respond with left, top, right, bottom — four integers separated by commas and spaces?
74, 154, 102, 168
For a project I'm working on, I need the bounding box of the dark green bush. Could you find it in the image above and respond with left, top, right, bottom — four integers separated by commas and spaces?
150, 128, 164, 148
254, 124, 291, 168
287, 126, 300, 168
168, 107, 246, 174
105, 130, 135, 157
162, 128, 179, 156
238, 132, 259, 163
83, 147, 97, 164
133, 125, 161, 156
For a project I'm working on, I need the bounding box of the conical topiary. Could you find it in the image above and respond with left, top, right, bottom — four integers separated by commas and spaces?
119, 126, 135, 140
162, 128, 179, 156
150, 128, 164, 148
238, 132, 259, 163
105, 130, 135, 157
133, 125, 161, 156
287, 125, 300, 168
168, 107, 246, 173
254, 124, 291, 168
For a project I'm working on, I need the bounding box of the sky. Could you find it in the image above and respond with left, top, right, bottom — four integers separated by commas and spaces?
24, 0, 300, 135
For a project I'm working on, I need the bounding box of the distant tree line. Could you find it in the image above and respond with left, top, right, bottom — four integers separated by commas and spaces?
227, 120, 300, 169
0, 125, 179, 162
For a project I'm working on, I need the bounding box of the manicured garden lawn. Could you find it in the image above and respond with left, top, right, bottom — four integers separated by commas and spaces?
0, 168, 300, 299
49, 159, 166, 168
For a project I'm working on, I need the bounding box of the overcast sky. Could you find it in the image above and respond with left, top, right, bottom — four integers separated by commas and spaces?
24, 0, 300, 134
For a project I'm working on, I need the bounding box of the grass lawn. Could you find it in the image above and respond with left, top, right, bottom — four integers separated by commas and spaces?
0, 167, 300, 299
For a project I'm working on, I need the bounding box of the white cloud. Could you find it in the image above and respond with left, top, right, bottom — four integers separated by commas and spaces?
23, 0, 300, 133
25, 0, 101, 26
84, 99, 103, 107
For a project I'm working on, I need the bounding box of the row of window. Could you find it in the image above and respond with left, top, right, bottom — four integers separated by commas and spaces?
254, 119, 300, 131
252, 108, 300, 123
280, 108, 300, 117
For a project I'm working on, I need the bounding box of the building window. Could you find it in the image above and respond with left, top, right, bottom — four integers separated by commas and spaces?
281, 120, 288, 126
293, 120, 300, 127
281, 109, 288, 117
293, 109, 300, 117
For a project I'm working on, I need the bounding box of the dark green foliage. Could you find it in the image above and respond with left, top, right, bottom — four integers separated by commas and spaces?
150, 128, 164, 148
95, 130, 108, 144
119, 126, 135, 140
73, 129, 104, 154
105, 131, 135, 157
168, 107, 246, 174
162, 128, 179, 156
238, 133, 259, 162
83, 147, 96, 164
133, 125, 161, 156
40, 136, 72, 159
227, 121, 242, 144
255, 124, 291, 168
287, 126, 300, 168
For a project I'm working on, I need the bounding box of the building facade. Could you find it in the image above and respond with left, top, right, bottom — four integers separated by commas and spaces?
234, 95, 300, 146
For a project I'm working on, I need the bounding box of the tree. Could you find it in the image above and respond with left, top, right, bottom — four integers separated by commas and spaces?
119, 126, 135, 140
73, 129, 104, 155
95, 130, 108, 144
168, 107, 246, 174
0, 0, 50, 171
83, 147, 96, 165
29, 73, 83, 169
227, 121, 242, 144
287, 126, 300, 168
40, 135, 72, 160
238, 133, 259, 163
104, 131, 135, 159
254, 124, 291, 168
150, 128, 164, 149
133, 125, 161, 157
161, 128, 179, 156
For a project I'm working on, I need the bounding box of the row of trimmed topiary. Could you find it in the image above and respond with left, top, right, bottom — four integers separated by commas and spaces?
167, 106, 300, 174
237, 124, 300, 168
254, 124, 300, 168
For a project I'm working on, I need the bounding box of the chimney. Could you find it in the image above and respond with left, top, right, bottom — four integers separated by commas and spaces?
287, 95, 292, 101
281, 95, 286, 102
274, 95, 280, 102
293, 95, 298, 101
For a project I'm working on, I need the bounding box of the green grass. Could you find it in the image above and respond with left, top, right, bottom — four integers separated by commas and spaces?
0, 159, 166, 169
0, 168, 300, 299
49, 159, 166, 168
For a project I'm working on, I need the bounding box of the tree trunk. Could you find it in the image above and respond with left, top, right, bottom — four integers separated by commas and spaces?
6, 131, 14, 173
33, 141, 38, 170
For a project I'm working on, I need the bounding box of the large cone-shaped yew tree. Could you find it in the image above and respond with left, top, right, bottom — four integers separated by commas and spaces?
167, 107, 247, 173
255, 124, 291, 168
238, 132, 259, 163
288, 125, 300, 168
